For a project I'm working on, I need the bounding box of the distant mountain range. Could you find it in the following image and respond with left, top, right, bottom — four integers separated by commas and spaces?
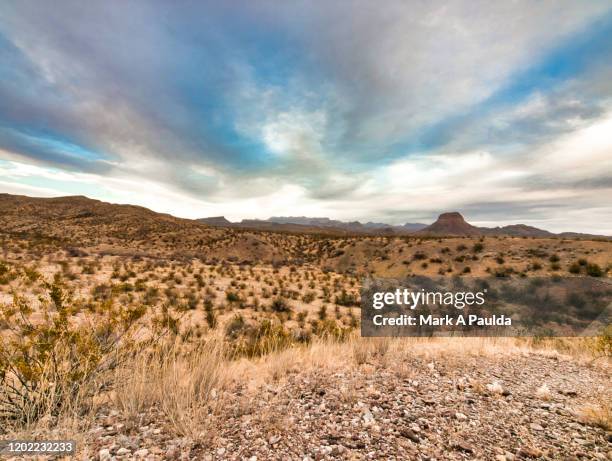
198, 212, 609, 239
197, 216, 428, 235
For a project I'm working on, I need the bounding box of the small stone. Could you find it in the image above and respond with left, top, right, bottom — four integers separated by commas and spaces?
269, 435, 281, 445
518, 446, 543, 458
99, 449, 111, 461
134, 448, 149, 458
400, 428, 420, 443
451, 441, 474, 453
362, 409, 374, 424
455, 412, 468, 421
216, 447, 226, 456
116, 447, 131, 456
529, 423, 544, 431
166, 446, 180, 460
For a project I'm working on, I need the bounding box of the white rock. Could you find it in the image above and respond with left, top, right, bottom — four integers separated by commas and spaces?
362, 409, 375, 424
536, 383, 551, 400
99, 449, 111, 461
487, 381, 504, 394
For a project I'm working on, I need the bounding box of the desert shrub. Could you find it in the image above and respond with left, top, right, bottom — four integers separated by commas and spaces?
23, 266, 41, 283
568, 262, 581, 274
225, 314, 246, 339
413, 251, 427, 261
586, 263, 603, 277
302, 291, 316, 304
204, 299, 217, 329
270, 297, 291, 313
335, 289, 359, 307
231, 320, 294, 358
143, 286, 160, 305
312, 319, 351, 341
472, 242, 484, 253
549, 254, 560, 263
0, 276, 145, 428
225, 290, 241, 303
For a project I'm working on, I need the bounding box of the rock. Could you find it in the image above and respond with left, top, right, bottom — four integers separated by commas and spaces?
535, 384, 551, 400
268, 435, 281, 445
400, 428, 420, 443
455, 412, 468, 421
518, 446, 543, 458
529, 423, 544, 431
451, 441, 474, 453
134, 448, 149, 458
165, 446, 180, 459
99, 449, 111, 461
116, 447, 131, 456
362, 409, 374, 424
487, 382, 504, 394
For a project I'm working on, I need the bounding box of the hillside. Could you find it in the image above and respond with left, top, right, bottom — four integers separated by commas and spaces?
0, 194, 293, 263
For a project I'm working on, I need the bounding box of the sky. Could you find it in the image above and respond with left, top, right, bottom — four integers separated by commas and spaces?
0, 1, 611, 234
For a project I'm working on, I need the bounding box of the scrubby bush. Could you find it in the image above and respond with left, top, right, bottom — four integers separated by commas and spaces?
335, 289, 359, 307
270, 297, 291, 313
0, 275, 145, 428
586, 263, 603, 277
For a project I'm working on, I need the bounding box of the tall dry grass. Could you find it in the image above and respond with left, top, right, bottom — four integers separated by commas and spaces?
112, 337, 226, 438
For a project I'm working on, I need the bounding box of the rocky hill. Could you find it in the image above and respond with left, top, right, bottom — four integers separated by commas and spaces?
418, 212, 481, 236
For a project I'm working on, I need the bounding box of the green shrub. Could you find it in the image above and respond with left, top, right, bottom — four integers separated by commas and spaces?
0, 276, 144, 427
586, 263, 603, 277
472, 243, 484, 253
270, 297, 291, 313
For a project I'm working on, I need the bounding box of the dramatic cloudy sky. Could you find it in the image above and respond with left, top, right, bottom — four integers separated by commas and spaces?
1, 1, 611, 233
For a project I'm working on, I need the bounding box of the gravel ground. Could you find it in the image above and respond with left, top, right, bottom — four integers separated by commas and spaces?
8, 352, 609, 461
84, 352, 611, 461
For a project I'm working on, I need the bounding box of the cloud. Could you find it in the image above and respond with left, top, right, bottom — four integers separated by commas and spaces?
0, 1, 611, 232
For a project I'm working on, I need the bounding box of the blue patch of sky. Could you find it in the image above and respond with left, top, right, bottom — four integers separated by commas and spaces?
386, 12, 612, 161
161, 13, 328, 171
0, 126, 109, 163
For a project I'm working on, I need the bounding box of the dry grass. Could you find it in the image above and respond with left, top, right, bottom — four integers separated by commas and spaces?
578, 398, 612, 431
227, 334, 610, 392
112, 337, 226, 439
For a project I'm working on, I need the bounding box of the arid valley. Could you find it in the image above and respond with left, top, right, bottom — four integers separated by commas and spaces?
0, 193, 610, 460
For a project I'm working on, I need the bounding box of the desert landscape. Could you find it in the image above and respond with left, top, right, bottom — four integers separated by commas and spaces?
1, 2, 612, 459
0, 193, 610, 460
